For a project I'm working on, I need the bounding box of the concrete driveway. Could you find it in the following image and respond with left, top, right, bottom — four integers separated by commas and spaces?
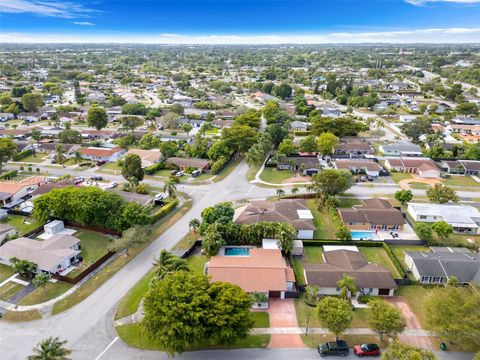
267, 298, 306, 349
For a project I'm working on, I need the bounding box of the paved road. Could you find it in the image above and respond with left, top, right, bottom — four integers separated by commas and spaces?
0, 161, 477, 360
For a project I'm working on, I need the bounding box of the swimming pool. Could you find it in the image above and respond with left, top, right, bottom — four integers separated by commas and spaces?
224, 247, 250, 256
351, 231, 380, 240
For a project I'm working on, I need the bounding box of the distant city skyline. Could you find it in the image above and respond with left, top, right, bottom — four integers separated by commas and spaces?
1, 0, 480, 43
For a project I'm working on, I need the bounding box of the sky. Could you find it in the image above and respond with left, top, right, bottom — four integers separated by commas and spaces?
0, 0, 480, 43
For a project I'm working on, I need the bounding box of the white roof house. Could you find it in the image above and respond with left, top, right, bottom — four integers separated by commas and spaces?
407, 203, 480, 234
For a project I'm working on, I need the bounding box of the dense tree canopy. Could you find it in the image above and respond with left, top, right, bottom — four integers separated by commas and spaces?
87, 105, 108, 131
0, 138, 17, 172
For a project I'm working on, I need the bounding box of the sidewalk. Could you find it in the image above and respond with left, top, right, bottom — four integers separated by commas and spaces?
251, 327, 434, 336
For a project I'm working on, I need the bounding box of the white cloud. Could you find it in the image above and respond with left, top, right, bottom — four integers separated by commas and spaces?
405, 0, 480, 5
1, 28, 480, 44
72, 21, 94, 26
0, 0, 98, 18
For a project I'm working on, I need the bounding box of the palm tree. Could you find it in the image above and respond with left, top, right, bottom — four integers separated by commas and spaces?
152, 250, 188, 278
163, 178, 177, 198
55, 144, 66, 165
291, 187, 299, 195
337, 273, 357, 301
276, 189, 285, 197
28, 337, 72, 360
189, 218, 201, 233
73, 150, 82, 164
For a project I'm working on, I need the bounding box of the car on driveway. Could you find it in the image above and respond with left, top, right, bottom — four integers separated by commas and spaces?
353, 343, 380, 357
318, 340, 349, 357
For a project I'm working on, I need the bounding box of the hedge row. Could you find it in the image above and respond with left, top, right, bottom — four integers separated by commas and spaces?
149, 198, 179, 224
144, 162, 165, 175
382, 243, 407, 279
12, 149, 33, 161
0, 170, 18, 180
293, 130, 312, 136
302, 240, 383, 247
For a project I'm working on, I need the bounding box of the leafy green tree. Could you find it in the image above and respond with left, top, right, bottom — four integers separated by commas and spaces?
189, 218, 201, 233
381, 340, 436, 360
142, 271, 253, 355
222, 124, 259, 153
138, 133, 161, 150
159, 141, 179, 159
431, 221, 453, 240
121, 154, 144, 182
163, 178, 177, 199
273, 82, 293, 100
234, 109, 261, 128
27, 337, 72, 360
426, 184, 459, 204
401, 117, 433, 143
317, 132, 339, 156
182, 123, 193, 136
207, 141, 231, 161
424, 285, 480, 350
59, 129, 82, 144
121, 116, 143, 132
368, 300, 406, 342
337, 273, 357, 300
10, 257, 37, 279
311, 117, 367, 138
87, 105, 108, 131
414, 223, 433, 241
275, 223, 296, 254
316, 297, 353, 341
277, 138, 297, 156
336, 225, 352, 241
266, 124, 289, 147
32, 272, 50, 291
152, 250, 189, 278
394, 189, 413, 205
21, 93, 44, 112
171, 103, 184, 115
0, 138, 17, 172
121, 103, 148, 115
299, 135, 318, 153
202, 224, 226, 257
110, 225, 151, 256
311, 169, 353, 207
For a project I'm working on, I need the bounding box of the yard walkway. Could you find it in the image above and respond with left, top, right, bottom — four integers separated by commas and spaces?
266, 298, 307, 349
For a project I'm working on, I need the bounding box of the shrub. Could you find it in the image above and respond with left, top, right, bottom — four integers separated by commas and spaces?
149, 199, 179, 224
294, 130, 311, 136
144, 162, 165, 175
358, 294, 377, 304
0, 170, 18, 179
135, 183, 150, 194
12, 149, 33, 161
211, 156, 228, 175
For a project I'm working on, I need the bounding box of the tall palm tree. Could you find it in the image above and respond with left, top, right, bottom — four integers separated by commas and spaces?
28, 337, 72, 360
73, 150, 82, 164
276, 189, 285, 197
189, 218, 201, 233
55, 144, 66, 165
291, 187, 299, 195
163, 178, 177, 198
152, 250, 188, 278
337, 273, 357, 301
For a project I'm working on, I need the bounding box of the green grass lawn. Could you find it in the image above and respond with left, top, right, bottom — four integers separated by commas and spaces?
186, 255, 208, 274
191, 173, 215, 182
250, 311, 269, 328
442, 176, 480, 187
115, 270, 155, 320
304, 246, 324, 263
16, 152, 48, 163
337, 198, 362, 208
173, 230, 199, 251
204, 128, 219, 135
1, 215, 44, 236
292, 258, 306, 284
305, 199, 337, 239
152, 169, 173, 177
0, 282, 24, 301
18, 281, 73, 306
358, 247, 401, 279
0, 264, 14, 282
259, 167, 294, 184
116, 323, 270, 350
2, 309, 42, 322
409, 182, 432, 189
101, 162, 122, 171
389, 172, 413, 183
396, 285, 433, 327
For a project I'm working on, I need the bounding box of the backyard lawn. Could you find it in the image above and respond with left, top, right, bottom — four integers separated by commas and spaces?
389, 245, 431, 272
305, 199, 337, 239
186, 255, 207, 274
1, 215, 44, 236
259, 168, 294, 184
358, 247, 402, 279
304, 246, 324, 263
18, 281, 73, 306
0, 264, 14, 282
389, 172, 413, 183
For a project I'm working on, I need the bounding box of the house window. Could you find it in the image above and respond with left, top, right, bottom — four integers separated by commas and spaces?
421, 276, 430, 283
420, 215, 427, 220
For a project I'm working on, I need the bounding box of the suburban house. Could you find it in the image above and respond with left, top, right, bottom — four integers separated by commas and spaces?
379, 141, 423, 157
289, 121, 309, 131
338, 198, 405, 231
384, 158, 441, 178
235, 199, 316, 239
80, 130, 114, 140
206, 247, 295, 299
276, 155, 320, 175
0, 176, 44, 206
304, 246, 397, 296
441, 160, 480, 176
78, 147, 126, 162
0, 234, 81, 274
334, 159, 382, 177
407, 203, 480, 234
165, 157, 210, 172
334, 140, 374, 158
211, 119, 234, 129
0, 224, 16, 243
404, 247, 480, 285
125, 149, 161, 168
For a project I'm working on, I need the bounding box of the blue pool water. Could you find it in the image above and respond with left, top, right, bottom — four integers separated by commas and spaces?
225, 247, 250, 256
351, 231, 380, 240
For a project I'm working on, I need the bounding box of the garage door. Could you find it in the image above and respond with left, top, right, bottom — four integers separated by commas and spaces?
378, 288, 390, 296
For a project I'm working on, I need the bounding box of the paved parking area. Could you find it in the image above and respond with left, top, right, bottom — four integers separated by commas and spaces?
267, 298, 307, 349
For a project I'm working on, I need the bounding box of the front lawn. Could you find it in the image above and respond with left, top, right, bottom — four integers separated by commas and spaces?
2, 309, 42, 322
172, 230, 199, 251
115, 270, 155, 320
306, 199, 337, 239
389, 172, 413, 183
259, 167, 294, 184
16, 152, 48, 163
18, 281, 72, 305
442, 175, 480, 187
116, 323, 270, 350
0, 282, 24, 301
250, 311, 269, 328
358, 247, 401, 279
101, 162, 122, 171
396, 285, 433, 327
1, 215, 44, 236
0, 264, 14, 282
186, 255, 208, 274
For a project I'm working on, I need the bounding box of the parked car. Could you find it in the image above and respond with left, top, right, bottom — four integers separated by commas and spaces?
90, 176, 103, 181
110, 181, 118, 188
367, 175, 374, 181
191, 169, 201, 178
176, 171, 184, 177
73, 176, 84, 184
353, 343, 380, 357
96, 160, 106, 166
318, 340, 349, 357
170, 170, 178, 175
359, 176, 367, 182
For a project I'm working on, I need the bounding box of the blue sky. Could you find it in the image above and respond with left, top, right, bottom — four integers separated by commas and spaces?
1, 0, 480, 43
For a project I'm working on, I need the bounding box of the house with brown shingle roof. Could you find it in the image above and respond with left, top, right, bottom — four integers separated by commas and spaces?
206, 248, 296, 299
165, 157, 210, 172
125, 149, 161, 168
235, 199, 316, 239
304, 246, 397, 296
338, 198, 405, 231
384, 157, 441, 178
78, 147, 126, 162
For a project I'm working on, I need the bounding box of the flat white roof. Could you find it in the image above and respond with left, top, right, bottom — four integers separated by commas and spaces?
323, 245, 359, 252
408, 203, 480, 227
297, 209, 314, 219
44, 220, 64, 228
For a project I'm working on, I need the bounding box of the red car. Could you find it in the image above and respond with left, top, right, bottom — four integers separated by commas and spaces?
353, 343, 380, 357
